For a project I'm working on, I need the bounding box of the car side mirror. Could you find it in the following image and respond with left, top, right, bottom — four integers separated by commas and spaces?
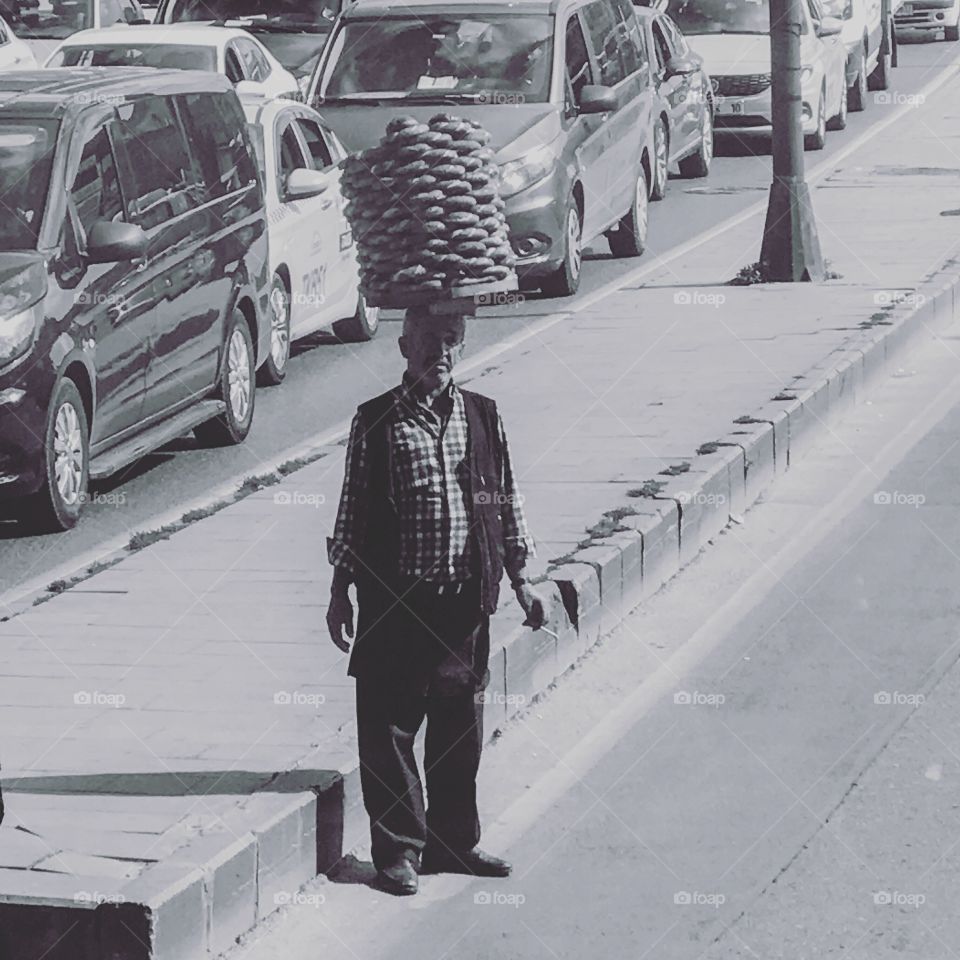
817, 15, 844, 34
577, 84, 618, 114
86, 221, 148, 263
285, 167, 329, 200
234, 79, 262, 97
665, 56, 698, 77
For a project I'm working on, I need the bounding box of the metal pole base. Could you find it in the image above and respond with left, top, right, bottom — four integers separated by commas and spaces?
759, 175, 825, 282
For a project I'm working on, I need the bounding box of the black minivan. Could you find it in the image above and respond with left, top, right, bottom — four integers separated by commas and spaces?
0, 68, 270, 530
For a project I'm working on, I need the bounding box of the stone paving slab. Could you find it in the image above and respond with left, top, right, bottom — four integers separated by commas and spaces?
2, 72, 960, 960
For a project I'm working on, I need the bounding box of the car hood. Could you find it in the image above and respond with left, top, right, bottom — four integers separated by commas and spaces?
686, 33, 772, 75
314, 101, 560, 162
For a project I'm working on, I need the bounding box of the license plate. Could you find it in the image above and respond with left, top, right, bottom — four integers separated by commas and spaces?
719, 99, 745, 115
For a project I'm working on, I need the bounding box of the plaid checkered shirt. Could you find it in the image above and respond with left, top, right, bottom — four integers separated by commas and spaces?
328, 378, 535, 584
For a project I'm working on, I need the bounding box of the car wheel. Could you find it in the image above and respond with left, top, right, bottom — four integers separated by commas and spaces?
607, 165, 648, 259
678, 107, 713, 179
827, 79, 848, 130
868, 33, 892, 89
258, 273, 291, 387
540, 201, 583, 298
27, 378, 89, 532
848, 49, 867, 111
804, 89, 827, 150
650, 117, 669, 201
195, 308, 256, 447
333, 292, 380, 342
945, 16, 959, 39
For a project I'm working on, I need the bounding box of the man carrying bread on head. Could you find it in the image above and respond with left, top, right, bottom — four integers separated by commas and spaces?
326, 307, 545, 896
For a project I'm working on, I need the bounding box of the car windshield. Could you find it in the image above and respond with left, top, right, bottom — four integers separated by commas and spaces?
319, 15, 554, 103
163, 0, 337, 76
0, 122, 58, 251
8, 0, 95, 38
50, 42, 217, 69
666, 0, 773, 34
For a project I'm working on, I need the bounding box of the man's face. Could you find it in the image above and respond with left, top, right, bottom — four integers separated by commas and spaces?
400, 316, 466, 393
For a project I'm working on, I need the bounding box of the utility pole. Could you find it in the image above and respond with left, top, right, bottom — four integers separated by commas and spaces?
759, 0, 825, 281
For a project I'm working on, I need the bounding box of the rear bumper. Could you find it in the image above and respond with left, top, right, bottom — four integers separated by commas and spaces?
713, 87, 819, 135
895, 4, 958, 28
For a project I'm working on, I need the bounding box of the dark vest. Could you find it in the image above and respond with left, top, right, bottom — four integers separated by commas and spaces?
347, 386, 507, 679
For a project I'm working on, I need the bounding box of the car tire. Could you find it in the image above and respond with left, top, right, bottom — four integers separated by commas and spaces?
848, 49, 868, 111
195, 308, 256, 447
540, 201, 583, 298
650, 117, 669, 201
333, 292, 380, 342
607, 165, 649, 259
827, 80, 848, 130
868, 33, 892, 89
804, 89, 827, 150
258, 273, 291, 387
678, 107, 713, 179
27, 378, 89, 532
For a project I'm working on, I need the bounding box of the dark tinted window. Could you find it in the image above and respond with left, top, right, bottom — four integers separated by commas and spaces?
0, 121, 58, 251
279, 121, 308, 184
582, 0, 627, 85
236, 38, 271, 81
54, 43, 217, 70
651, 20, 672, 71
662, 16, 689, 54
225, 44, 244, 82
565, 14, 593, 101
296, 117, 332, 168
71, 127, 124, 238
610, 0, 642, 74
12, 0, 94, 38
111, 96, 198, 228
179, 92, 258, 200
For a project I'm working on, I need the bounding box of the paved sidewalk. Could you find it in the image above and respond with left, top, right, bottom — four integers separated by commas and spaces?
2, 77, 960, 959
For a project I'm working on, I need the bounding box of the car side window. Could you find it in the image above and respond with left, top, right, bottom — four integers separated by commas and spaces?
0, 19, 8, 44
71, 126, 124, 241
111, 96, 197, 229
663, 17, 689, 55
582, 0, 628, 86
610, 0, 643, 75
236, 38, 269, 82
295, 118, 333, 169
225, 44, 244, 83
179, 92, 257, 200
651, 21, 672, 73
565, 13, 593, 104
119, 0, 141, 22
279, 118, 309, 194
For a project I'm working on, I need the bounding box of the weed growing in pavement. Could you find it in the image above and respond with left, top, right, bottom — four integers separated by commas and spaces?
728, 261, 769, 286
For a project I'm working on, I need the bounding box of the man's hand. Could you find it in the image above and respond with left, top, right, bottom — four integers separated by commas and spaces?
515, 581, 546, 631
327, 584, 355, 653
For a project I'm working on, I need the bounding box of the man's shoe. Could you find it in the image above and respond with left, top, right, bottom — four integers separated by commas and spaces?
420, 846, 511, 877
377, 855, 419, 895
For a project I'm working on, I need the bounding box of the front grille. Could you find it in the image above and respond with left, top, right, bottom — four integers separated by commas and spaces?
712, 74, 771, 97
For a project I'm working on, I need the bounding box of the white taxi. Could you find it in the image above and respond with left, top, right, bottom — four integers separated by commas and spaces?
243, 96, 378, 385
44, 24, 299, 99
0, 15, 37, 71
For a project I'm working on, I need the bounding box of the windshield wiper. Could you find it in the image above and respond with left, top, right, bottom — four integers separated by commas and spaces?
219, 19, 330, 33
397, 92, 490, 103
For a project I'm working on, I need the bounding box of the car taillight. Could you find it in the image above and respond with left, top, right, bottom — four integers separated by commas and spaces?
0, 261, 46, 367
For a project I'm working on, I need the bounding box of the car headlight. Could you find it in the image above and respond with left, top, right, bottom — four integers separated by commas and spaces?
499, 143, 558, 199
0, 306, 36, 367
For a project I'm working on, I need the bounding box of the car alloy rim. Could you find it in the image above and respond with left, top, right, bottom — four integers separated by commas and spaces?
53, 401, 83, 506
656, 122, 668, 191
269, 282, 290, 372
702, 111, 714, 165
635, 173, 649, 242
818, 95, 826, 138
568, 207, 582, 279
858, 54, 867, 98
227, 328, 252, 422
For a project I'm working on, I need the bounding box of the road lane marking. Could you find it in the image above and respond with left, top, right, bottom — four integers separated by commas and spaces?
3, 59, 957, 614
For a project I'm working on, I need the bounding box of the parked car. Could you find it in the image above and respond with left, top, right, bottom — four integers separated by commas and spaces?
0, 68, 269, 530
308, 0, 658, 298
242, 95, 378, 385
667, 0, 847, 149
5, 0, 147, 65
153, 0, 340, 95
44, 23, 300, 98
634, 3, 713, 198
894, 0, 958, 40
823, 0, 892, 110
0, 14, 37, 70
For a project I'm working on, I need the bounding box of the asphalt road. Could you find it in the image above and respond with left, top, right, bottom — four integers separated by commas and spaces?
0, 37, 954, 601
227, 200, 960, 960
